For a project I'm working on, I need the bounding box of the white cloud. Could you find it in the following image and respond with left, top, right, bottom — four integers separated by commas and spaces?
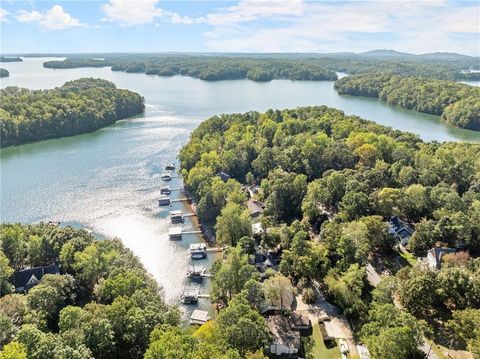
200, 0, 304, 26
16, 5, 86, 30
0, 8, 9, 22
202, 1, 480, 56
102, 0, 163, 26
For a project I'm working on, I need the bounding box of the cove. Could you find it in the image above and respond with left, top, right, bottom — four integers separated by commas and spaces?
1, 58, 480, 309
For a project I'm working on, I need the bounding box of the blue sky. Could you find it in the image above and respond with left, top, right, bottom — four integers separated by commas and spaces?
1, 0, 479, 55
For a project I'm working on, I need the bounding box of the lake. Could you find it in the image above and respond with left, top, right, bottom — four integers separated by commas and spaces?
1, 58, 479, 310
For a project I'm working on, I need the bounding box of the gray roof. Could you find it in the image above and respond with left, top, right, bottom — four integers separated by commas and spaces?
14, 263, 60, 292
428, 247, 456, 264
247, 199, 264, 215
267, 315, 301, 349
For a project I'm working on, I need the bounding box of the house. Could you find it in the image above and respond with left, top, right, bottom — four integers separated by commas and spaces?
388, 216, 414, 246
267, 315, 302, 357
217, 172, 230, 182
14, 263, 60, 293
247, 199, 264, 218
426, 247, 456, 270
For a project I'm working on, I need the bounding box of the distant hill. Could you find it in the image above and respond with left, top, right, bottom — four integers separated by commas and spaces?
418, 52, 475, 60
358, 49, 415, 59
357, 49, 476, 61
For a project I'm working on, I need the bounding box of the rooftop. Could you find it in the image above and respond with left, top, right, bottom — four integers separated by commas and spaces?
168, 227, 183, 235
190, 309, 210, 325
190, 243, 207, 250
267, 315, 301, 349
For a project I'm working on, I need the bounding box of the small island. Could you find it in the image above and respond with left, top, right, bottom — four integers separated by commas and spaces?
0, 56, 22, 62
0, 78, 145, 147
0, 68, 9, 77
334, 74, 480, 131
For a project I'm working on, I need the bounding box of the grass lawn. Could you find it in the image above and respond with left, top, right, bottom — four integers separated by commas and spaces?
311, 323, 342, 359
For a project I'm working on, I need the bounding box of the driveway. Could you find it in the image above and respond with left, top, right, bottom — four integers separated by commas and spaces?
296, 292, 357, 357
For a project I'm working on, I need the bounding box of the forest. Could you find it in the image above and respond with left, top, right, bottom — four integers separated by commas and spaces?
44, 56, 338, 82
335, 74, 480, 131
179, 106, 480, 358
41, 53, 480, 81
0, 68, 9, 78
0, 223, 270, 359
0, 78, 145, 147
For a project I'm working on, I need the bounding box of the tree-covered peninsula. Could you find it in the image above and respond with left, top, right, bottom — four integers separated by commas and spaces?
335, 74, 480, 131
44, 56, 338, 82
0, 223, 180, 359
180, 106, 480, 358
0, 78, 144, 147
0, 223, 271, 358
42, 52, 479, 81
0, 68, 9, 77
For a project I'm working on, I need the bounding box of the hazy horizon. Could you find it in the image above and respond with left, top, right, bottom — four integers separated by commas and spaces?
1, 0, 479, 56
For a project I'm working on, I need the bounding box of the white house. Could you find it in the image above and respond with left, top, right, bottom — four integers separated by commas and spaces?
426, 247, 456, 270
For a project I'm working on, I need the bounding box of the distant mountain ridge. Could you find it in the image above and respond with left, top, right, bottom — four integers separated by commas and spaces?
4, 50, 478, 61
357, 49, 475, 60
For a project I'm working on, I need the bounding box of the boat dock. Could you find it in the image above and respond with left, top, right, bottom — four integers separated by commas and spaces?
170, 198, 192, 204
206, 247, 226, 252
168, 229, 202, 241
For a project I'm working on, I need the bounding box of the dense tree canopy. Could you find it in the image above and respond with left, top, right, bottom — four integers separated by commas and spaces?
0, 78, 144, 147
0, 223, 178, 359
180, 105, 480, 357
44, 56, 338, 82
42, 53, 480, 81
180, 106, 480, 253
335, 74, 480, 130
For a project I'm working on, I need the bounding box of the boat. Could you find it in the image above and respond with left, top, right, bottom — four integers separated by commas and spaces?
170, 210, 184, 223
168, 227, 183, 240
181, 288, 199, 304
186, 265, 205, 278
158, 196, 171, 206
160, 186, 171, 195
161, 172, 172, 181
165, 163, 176, 171
190, 243, 207, 259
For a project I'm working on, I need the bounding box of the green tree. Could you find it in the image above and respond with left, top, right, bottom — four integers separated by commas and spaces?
0, 252, 14, 297
215, 203, 252, 247
212, 247, 258, 301
263, 274, 294, 311
324, 264, 366, 318
215, 294, 269, 355
0, 342, 27, 359
361, 304, 424, 359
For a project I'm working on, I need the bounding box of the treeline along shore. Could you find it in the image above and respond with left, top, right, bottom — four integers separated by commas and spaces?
335, 74, 480, 131
0, 78, 145, 147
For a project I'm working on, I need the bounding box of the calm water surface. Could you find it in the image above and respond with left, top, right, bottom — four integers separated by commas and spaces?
1, 58, 479, 309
